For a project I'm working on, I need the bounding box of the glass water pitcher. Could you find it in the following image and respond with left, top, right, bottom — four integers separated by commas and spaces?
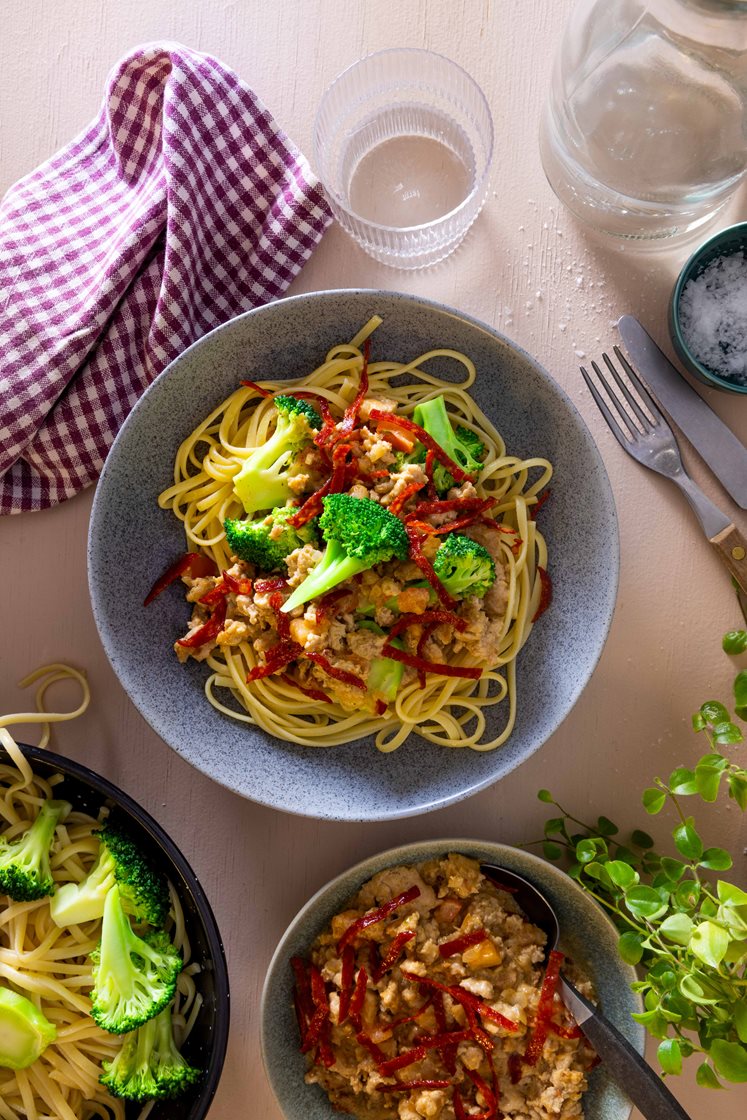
540, 0, 747, 239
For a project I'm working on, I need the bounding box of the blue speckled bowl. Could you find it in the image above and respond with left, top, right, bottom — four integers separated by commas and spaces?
261, 839, 641, 1120
88, 290, 618, 820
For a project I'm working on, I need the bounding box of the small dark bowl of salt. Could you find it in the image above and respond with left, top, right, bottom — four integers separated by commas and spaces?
670, 221, 747, 395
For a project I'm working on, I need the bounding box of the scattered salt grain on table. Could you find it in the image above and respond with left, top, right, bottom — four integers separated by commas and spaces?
679, 250, 747, 385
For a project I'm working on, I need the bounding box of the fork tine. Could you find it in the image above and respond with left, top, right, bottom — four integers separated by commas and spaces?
580, 364, 635, 453
589, 360, 639, 440
612, 346, 666, 426
602, 351, 654, 430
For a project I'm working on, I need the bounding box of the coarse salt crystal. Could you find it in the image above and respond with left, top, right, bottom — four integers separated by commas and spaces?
679, 250, 747, 385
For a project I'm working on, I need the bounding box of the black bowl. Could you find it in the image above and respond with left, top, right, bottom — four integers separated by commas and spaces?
4, 741, 230, 1120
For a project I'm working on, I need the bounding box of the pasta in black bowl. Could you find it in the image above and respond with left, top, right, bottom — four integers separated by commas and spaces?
0, 673, 229, 1120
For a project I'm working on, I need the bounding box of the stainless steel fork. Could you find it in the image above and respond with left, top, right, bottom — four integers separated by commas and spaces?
581, 347, 747, 597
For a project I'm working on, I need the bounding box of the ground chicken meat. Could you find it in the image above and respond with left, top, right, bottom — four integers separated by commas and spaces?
300, 857, 597, 1120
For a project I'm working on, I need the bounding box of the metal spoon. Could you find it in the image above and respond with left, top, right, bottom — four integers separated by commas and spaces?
481, 864, 692, 1120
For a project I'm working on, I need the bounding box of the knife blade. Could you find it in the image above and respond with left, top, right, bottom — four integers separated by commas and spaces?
617, 315, 747, 510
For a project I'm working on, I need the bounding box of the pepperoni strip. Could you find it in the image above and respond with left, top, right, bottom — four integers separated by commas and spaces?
381, 644, 482, 681
305, 653, 367, 691
531, 566, 552, 623
523, 949, 564, 1065
438, 928, 489, 958
240, 378, 273, 398
337, 886, 421, 953
377, 1046, 428, 1076
355, 1031, 388, 1064
335, 338, 370, 441
347, 967, 368, 1031
370, 930, 415, 981
144, 552, 218, 606
337, 945, 356, 1026
411, 497, 495, 518
530, 489, 551, 519
400, 972, 519, 1032
176, 597, 227, 649
246, 639, 301, 680
254, 577, 289, 594
405, 522, 456, 608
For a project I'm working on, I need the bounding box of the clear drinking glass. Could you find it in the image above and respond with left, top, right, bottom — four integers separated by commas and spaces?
313, 49, 494, 269
540, 0, 747, 240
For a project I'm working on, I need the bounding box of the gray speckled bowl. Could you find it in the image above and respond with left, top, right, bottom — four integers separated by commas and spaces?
261, 839, 641, 1120
88, 290, 618, 820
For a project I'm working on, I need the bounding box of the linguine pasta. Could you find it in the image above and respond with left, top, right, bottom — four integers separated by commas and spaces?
0, 666, 200, 1119
157, 317, 552, 752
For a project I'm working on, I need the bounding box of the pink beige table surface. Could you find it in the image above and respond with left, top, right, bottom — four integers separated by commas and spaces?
1, 3, 745, 1118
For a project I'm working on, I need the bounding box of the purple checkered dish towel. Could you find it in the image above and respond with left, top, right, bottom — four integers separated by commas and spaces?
0, 43, 332, 515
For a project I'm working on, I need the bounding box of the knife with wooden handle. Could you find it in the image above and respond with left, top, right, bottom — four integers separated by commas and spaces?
668, 465, 747, 596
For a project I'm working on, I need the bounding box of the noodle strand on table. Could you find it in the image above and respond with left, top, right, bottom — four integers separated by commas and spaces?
158, 319, 552, 751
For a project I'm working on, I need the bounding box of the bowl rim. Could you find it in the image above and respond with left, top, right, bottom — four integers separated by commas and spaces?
3, 739, 231, 1120
260, 838, 642, 1120
670, 220, 747, 395
88, 288, 620, 820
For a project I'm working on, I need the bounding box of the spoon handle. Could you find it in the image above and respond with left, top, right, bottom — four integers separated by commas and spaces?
560, 977, 692, 1120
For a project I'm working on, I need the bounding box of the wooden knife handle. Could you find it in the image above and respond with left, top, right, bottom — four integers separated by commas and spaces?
710, 523, 747, 596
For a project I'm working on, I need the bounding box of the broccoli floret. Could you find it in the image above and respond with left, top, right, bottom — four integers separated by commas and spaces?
90, 885, 182, 1034
0, 987, 57, 1069
0, 799, 70, 902
412, 396, 486, 495
232, 395, 321, 516
281, 495, 409, 614
100, 1001, 201, 1102
224, 506, 318, 572
432, 533, 496, 599
50, 818, 169, 929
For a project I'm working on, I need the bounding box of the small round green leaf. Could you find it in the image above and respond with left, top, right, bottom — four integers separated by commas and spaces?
542, 841, 562, 861
596, 816, 619, 836
735, 1000, 747, 1045
699, 847, 733, 871
624, 885, 669, 921
713, 722, 743, 746
722, 629, 747, 655
700, 701, 730, 725
728, 775, 747, 810
537, 789, 554, 803
711, 1039, 747, 1083
659, 913, 694, 945
660, 857, 686, 882
606, 860, 638, 889
657, 1038, 682, 1076
672, 820, 703, 861
630, 829, 654, 849
617, 931, 644, 965
543, 817, 566, 838
690, 920, 729, 969
673, 879, 700, 910
734, 670, 747, 720
643, 787, 666, 815
576, 838, 602, 864
694, 765, 723, 802
668, 767, 698, 795
695, 1062, 723, 1089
